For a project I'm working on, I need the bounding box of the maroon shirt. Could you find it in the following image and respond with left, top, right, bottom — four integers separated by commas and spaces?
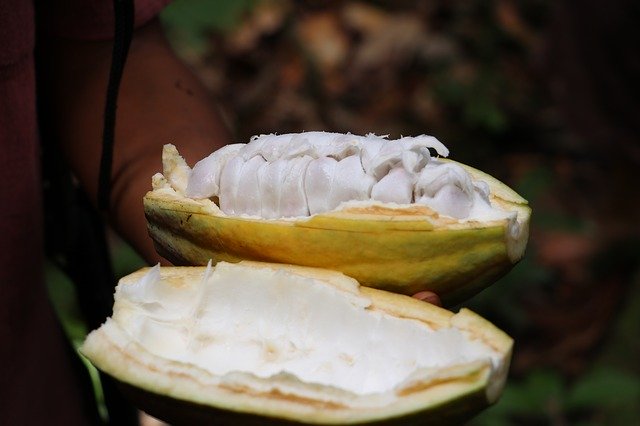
0, 1, 168, 424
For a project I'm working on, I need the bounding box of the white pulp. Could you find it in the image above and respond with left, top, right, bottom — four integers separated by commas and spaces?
177, 132, 510, 221
114, 263, 500, 396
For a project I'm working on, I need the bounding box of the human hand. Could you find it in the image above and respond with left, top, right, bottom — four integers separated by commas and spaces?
412, 291, 442, 306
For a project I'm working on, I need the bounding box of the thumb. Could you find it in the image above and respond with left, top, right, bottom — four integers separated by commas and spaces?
412, 291, 442, 306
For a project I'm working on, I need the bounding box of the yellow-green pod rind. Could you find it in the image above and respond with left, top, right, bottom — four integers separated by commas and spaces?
144, 163, 530, 306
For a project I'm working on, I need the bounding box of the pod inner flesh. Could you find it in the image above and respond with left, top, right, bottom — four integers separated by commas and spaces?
113, 262, 501, 396
168, 132, 517, 221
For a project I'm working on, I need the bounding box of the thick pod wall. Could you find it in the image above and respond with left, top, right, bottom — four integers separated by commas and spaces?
144, 138, 530, 305
81, 262, 513, 425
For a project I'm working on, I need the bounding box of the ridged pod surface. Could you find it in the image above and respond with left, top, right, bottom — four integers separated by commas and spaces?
144, 157, 530, 306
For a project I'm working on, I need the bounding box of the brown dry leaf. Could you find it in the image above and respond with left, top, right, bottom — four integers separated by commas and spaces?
351, 14, 425, 71
295, 11, 350, 96
513, 269, 624, 377
535, 231, 597, 282
296, 12, 350, 73
495, 0, 539, 48
411, 82, 444, 125
342, 2, 388, 35
278, 54, 305, 90
226, 0, 291, 53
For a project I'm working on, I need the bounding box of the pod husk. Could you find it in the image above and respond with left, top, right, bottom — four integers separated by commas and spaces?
81, 262, 513, 425
144, 160, 530, 306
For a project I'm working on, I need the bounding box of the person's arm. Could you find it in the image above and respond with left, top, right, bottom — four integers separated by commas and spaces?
41, 19, 230, 264
41, 19, 442, 305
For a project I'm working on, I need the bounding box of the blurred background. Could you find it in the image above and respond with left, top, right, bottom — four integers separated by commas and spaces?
47, 0, 640, 424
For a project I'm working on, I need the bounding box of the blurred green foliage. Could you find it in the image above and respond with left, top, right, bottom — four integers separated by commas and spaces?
473, 366, 640, 426
45, 261, 108, 422
160, 0, 255, 52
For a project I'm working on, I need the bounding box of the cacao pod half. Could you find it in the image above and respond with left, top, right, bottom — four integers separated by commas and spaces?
144, 138, 530, 305
81, 261, 512, 425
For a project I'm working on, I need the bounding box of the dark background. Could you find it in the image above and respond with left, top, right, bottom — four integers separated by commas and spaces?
47, 1, 640, 424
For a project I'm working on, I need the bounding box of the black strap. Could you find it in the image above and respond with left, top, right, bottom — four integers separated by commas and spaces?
98, 0, 135, 211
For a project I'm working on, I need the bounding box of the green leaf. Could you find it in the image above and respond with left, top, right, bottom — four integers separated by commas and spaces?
45, 261, 88, 346
567, 367, 640, 410
110, 238, 146, 280
45, 261, 108, 421
514, 165, 553, 202
471, 370, 566, 425
160, 0, 255, 52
